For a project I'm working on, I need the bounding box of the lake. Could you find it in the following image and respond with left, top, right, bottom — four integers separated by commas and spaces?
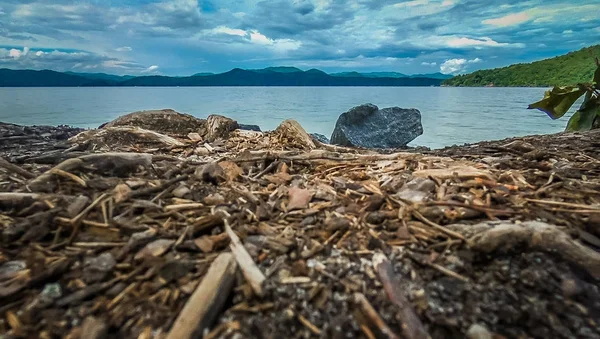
0, 86, 567, 149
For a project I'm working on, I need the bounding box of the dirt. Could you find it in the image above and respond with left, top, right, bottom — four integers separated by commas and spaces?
0, 118, 599, 339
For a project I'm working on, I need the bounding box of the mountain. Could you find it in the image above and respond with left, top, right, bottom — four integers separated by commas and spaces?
253, 66, 303, 73
119, 68, 441, 86
443, 44, 600, 87
331, 71, 408, 78
65, 72, 135, 82
0, 67, 443, 87
0, 69, 111, 87
411, 72, 452, 80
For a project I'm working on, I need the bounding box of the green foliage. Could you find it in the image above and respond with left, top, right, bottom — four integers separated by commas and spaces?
528, 59, 600, 131
443, 45, 600, 87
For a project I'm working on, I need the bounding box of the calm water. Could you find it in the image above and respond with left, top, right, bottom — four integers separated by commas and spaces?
0, 87, 567, 149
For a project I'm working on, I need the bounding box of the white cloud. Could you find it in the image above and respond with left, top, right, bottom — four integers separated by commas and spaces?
483, 12, 530, 27
211, 26, 247, 37
562, 30, 573, 35
394, 0, 429, 8
446, 37, 525, 49
249, 30, 272, 45
440, 57, 481, 74
247, 30, 301, 53
441, 0, 455, 6
142, 65, 159, 73
116, 46, 133, 52
8, 47, 29, 59
421, 61, 437, 66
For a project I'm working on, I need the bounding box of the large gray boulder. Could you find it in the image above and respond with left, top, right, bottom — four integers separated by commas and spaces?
330, 104, 423, 148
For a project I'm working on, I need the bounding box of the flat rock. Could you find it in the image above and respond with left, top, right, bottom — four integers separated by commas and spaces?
310, 133, 330, 144
330, 103, 423, 149
100, 109, 205, 137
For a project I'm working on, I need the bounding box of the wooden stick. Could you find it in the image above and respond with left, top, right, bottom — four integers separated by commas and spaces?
525, 198, 600, 210
224, 220, 266, 297
165, 253, 237, 339
373, 253, 430, 339
412, 210, 465, 241
353, 293, 400, 339
0, 157, 35, 178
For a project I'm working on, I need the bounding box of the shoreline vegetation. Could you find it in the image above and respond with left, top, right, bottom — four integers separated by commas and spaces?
1, 110, 599, 338
443, 44, 600, 87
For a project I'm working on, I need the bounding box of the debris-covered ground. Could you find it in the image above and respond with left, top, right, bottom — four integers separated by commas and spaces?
1, 113, 599, 339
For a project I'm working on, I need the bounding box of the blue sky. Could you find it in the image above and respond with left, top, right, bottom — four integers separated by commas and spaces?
0, 0, 598, 76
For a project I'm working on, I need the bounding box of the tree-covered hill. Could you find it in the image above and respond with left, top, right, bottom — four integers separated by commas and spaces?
443, 45, 600, 87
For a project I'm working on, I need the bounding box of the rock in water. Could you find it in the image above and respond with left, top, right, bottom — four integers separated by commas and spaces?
205, 114, 240, 141
100, 109, 205, 137
330, 104, 423, 148
239, 124, 262, 132
310, 133, 330, 144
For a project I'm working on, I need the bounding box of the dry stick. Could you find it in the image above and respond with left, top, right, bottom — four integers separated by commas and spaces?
0, 157, 35, 179
373, 253, 430, 339
353, 293, 400, 339
412, 210, 465, 241
165, 253, 237, 339
127, 174, 189, 200
68, 193, 109, 244
423, 201, 517, 215
224, 220, 266, 297
525, 198, 600, 210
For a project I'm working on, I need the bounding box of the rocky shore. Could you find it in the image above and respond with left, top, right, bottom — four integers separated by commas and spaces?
0, 109, 599, 339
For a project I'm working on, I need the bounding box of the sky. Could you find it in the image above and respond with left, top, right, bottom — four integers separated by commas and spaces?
0, 0, 599, 76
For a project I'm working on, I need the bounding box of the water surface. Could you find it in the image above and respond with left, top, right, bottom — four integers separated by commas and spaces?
0, 86, 566, 149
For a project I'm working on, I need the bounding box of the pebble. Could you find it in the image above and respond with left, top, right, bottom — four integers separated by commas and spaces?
466, 323, 493, 339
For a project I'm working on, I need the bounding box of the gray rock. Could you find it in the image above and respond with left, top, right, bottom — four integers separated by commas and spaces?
330, 103, 423, 149
311, 133, 330, 144
239, 124, 262, 132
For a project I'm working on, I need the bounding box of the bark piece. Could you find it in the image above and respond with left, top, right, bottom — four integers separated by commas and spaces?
165, 253, 237, 339
224, 221, 266, 297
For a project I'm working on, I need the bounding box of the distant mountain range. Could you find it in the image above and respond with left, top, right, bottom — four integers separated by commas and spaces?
0, 66, 446, 87
443, 44, 600, 87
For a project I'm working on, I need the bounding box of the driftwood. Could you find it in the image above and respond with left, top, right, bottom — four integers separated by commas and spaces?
0, 192, 75, 209
28, 153, 152, 192
0, 157, 34, 178
453, 221, 600, 279
373, 253, 430, 339
165, 253, 237, 339
70, 126, 184, 150
205, 115, 239, 142
273, 119, 316, 150
224, 221, 266, 297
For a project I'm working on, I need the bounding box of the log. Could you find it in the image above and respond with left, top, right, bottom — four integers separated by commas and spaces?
70, 126, 184, 149
372, 253, 429, 339
204, 115, 239, 142
224, 220, 266, 297
165, 253, 237, 339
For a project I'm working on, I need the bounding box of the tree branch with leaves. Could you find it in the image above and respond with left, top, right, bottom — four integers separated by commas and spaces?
528, 57, 600, 131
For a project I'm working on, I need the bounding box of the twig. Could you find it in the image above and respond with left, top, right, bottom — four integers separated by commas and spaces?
353, 293, 400, 339
252, 160, 279, 179
297, 314, 322, 336
525, 198, 600, 210
68, 193, 109, 244
412, 210, 465, 241
373, 253, 430, 339
165, 253, 237, 339
224, 220, 266, 297
428, 263, 469, 283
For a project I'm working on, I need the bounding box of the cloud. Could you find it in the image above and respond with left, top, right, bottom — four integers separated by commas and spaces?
440, 57, 481, 74
445, 37, 525, 49
210, 26, 247, 37
421, 61, 437, 66
142, 65, 159, 73
0, 46, 155, 74
116, 46, 132, 52
483, 12, 531, 27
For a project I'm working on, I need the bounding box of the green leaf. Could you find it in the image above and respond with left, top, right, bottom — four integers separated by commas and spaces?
528, 86, 586, 119
565, 96, 600, 131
